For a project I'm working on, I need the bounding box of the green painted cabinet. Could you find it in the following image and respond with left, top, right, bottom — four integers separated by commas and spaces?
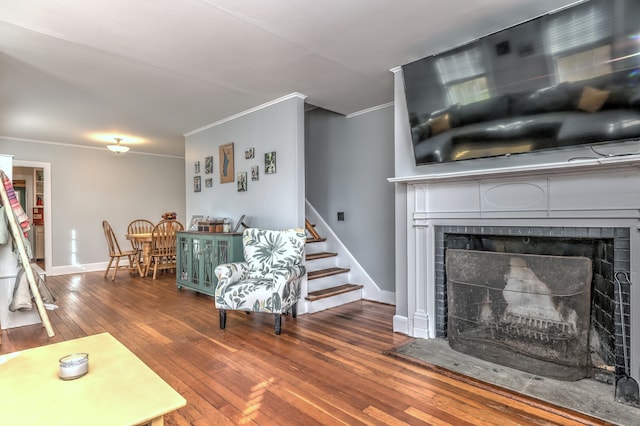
176, 231, 243, 296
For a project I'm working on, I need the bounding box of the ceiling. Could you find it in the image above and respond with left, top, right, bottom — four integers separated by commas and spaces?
0, 0, 577, 157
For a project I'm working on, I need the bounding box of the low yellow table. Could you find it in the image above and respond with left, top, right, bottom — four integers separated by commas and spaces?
0, 332, 186, 425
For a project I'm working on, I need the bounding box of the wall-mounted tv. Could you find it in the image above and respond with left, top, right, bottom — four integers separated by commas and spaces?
403, 0, 640, 166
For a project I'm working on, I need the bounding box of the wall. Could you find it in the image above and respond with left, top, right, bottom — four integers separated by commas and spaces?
0, 138, 185, 275
305, 105, 395, 293
184, 94, 306, 230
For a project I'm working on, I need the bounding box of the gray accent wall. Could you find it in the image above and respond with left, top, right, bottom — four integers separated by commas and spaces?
305, 106, 395, 292
184, 94, 306, 230
1, 138, 185, 274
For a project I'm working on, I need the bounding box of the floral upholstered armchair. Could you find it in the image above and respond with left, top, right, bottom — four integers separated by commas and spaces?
214, 227, 306, 335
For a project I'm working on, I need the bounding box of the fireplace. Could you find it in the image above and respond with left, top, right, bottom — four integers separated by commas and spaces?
390, 156, 640, 398
442, 231, 627, 382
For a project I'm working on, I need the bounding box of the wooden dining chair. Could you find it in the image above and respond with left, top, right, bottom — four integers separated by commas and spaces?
102, 220, 143, 281
127, 219, 154, 264
145, 220, 184, 279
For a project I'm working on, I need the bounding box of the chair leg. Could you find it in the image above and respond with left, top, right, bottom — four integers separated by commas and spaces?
291, 303, 297, 318
143, 259, 151, 278
129, 254, 140, 276
274, 314, 282, 335
219, 309, 227, 329
111, 258, 120, 281
104, 257, 114, 278
135, 257, 143, 276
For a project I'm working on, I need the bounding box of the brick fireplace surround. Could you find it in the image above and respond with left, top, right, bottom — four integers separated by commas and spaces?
390, 156, 640, 389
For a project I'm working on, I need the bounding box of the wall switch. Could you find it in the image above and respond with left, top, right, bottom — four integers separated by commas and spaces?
337, 212, 344, 221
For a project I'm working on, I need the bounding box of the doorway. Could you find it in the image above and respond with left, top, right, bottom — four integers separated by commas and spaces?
12, 161, 51, 272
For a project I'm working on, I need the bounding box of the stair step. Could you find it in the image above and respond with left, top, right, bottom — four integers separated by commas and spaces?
306, 251, 337, 261
305, 283, 364, 301
308, 267, 350, 280
306, 237, 326, 243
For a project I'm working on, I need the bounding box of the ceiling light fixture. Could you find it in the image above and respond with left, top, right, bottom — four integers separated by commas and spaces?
107, 137, 130, 154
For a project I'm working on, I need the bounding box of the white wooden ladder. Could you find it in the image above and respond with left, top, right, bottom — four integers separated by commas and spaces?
0, 170, 54, 343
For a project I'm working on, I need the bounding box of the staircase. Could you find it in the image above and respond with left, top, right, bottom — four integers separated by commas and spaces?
304, 219, 363, 313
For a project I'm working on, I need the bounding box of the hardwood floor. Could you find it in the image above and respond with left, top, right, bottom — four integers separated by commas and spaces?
1, 270, 611, 425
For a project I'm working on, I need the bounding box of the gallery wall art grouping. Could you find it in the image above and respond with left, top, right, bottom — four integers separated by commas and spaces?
192, 142, 277, 192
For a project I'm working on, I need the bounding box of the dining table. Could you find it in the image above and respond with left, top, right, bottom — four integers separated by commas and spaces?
125, 232, 153, 276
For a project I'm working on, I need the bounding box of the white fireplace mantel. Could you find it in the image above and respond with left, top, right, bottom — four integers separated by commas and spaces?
392, 154, 640, 383
389, 153, 640, 184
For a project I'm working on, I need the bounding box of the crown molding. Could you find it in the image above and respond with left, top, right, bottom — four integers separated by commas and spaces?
346, 102, 394, 119
184, 92, 308, 136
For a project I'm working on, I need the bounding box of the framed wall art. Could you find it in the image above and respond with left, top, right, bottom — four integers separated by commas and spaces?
237, 172, 247, 192
194, 161, 200, 174
251, 165, 259, 181
233, 214, 249, 233
219, 142, 234, 183
189, 215, 204, 231
265, 151, 276, 174
194, 176, 201, 192
205, 156, 214, 174
245, 147, 255, 159
205, 177, 213, 188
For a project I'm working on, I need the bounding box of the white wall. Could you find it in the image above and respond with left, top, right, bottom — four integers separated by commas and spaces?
184, 94, 306, 230
0, 138, 185, 275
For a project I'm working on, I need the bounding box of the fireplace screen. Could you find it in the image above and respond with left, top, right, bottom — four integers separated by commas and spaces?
446, 249, 592, 381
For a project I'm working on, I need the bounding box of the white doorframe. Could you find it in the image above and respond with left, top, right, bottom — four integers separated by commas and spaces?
13, 160, 52, 272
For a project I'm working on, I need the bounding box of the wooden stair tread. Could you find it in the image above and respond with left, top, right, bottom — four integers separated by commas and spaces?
308, 267, 350, 280
306, 251, 337, 261
305, 284, 364, 301
306, 237, 326, 243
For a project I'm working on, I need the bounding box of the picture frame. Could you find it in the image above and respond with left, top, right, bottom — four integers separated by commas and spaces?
189, 215, 204, 231
194, 176, 201, 192
219, 142, 235, 183
194, 161, 200, 174
245, 147, 255, 159
265, 151, 276, 174
205, 177, 213, 188
251, 165, 259, 181
205, 156, 214, 174
237, 172, 247, 192
232, 214, 248, 233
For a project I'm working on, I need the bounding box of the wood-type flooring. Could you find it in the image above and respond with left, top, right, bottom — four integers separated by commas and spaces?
0, 270, 613, 425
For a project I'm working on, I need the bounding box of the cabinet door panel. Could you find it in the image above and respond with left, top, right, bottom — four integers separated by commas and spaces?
178, 235, 189, 283
217, 238, 230, 265
192, 238, 200, 286
202, 238, 215, 290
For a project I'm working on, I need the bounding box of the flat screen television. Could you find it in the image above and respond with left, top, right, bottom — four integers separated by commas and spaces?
403, 0, 640, 166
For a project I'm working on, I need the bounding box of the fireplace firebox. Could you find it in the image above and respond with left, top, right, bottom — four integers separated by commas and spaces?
446, 249, 592, 380
436, 227, 630, 382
